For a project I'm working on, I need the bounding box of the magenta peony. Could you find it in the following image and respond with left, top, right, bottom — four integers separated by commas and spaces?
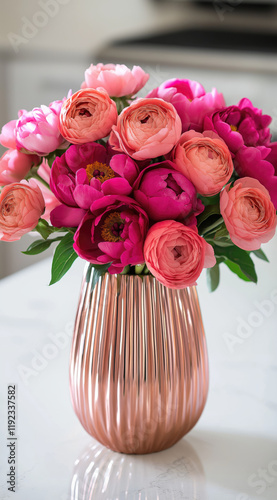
133, 160, 203, 223
73, 195, 149, 273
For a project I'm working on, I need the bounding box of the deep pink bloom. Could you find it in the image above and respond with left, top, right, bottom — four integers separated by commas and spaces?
146, 79, 225, 133
133, 160, 203, 224
0, 149, 39, 184
16, 105, 66, 155
50, 142, 139, 228
234, 145, 277, 209
73, 195, 149, 273
81, 63, 149, 97
204, 98, 272, 154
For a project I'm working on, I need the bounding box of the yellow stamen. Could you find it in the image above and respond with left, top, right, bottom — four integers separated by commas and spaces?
230, 124, 237, 132
101, 211, 125, 242
86, 161, 115, 183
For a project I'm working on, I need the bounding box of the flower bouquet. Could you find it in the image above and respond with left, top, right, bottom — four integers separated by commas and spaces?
0, 62, 276, 290
1, 63, 277, 454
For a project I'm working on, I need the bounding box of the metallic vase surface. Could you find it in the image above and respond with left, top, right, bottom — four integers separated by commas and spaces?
69, 267, 209, 454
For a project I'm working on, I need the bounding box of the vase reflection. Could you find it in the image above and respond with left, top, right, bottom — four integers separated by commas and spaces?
70, 438, 205, 500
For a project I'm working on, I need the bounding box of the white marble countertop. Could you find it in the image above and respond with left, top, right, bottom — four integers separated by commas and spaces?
1, 236, 277, 500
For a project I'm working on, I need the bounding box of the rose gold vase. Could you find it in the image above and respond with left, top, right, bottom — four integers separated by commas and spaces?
69, 267, 209, 454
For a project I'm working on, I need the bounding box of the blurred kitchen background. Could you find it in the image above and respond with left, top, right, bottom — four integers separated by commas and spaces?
0, 0, 277, 278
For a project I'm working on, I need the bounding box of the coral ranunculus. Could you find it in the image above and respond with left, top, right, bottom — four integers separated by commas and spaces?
0, 180, 45, 241
0, 149, 39, 185
81, 63, 149, 97
172, 130, 233, 196
146, 79, 225, 133
144, 220, 216, 289
220, 177, 277, 251
109, 97, 182, 160
73, 195, 149, 274
133, 160, 203, 224
59, 88, 118, 144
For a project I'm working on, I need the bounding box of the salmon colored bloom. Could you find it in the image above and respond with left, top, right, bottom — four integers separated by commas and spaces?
144, 220, 216, 288
220, 177, 277, 251
59, 88, 118, 144
0, 149, 39, 185
172, 130, 233, 196
109, 98, 182, 160
0, 180, 45, 241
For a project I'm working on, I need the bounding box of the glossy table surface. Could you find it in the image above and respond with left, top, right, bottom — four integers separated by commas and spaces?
1, 236, 277, 500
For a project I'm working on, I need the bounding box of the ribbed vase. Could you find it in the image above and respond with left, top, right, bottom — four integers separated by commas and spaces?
69, 267, 209, 454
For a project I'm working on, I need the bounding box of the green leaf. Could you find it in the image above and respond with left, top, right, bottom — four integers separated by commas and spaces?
197, 203, 220, 228
214, 244, 257, 283
22, 237, 62, 255
35, 219, 53, 240
206, 264, 220, 292
90, 263, 112, 291
198, 194, 220, 207
200, 217, 223, 236
50, 232, 78, 285
224, 259, 252, 282
252, 248, 269, 262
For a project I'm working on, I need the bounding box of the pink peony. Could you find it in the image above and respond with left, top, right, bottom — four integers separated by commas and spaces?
109, 98, 182, 160
133, 160, 203, 224
172, 130, 233, 196
220, 177, 277, 251
204, 98, 272, 154
81, 63, 149, 97
0, 149, 39, 185
146, 79, 225, 132
16, 105, 66, 155
59, 88, 118, 144
73, 195, 149, 274
0, 179, 45, 241
0, 120, 17, 149
144, 220, 216, 289
50, 142, 139, 228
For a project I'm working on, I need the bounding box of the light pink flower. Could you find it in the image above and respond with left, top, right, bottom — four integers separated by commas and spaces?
144, 220, 216, 288
0, 180, 45, 241
0, 120, 17, 149
109, 98, 182, 160
172, 130, 233, 196
220, 177, 277, 250
59, 88, 118, 144
0, 149, 39, 185
16, 105, 66, 155
147, 79, 225, 132
81, 63, 149, 97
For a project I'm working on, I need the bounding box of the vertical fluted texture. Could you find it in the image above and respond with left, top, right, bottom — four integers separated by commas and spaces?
69, 268, 209, 454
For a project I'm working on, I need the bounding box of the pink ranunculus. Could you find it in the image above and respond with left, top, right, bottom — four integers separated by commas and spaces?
172, 130, 233, 196
147, 79, 225, 133
144, 220, 216, 289
50, 142, 139, 228
49, 90, 72, 116
133, 160, 203, 224
0, 149, 39, 185
234, 145, 277, 210
31, 160, 60, 222
81, 63, 149, 97
109, 98, 182, 160
0, 119, 17, 149
59, 88, 118, 145
220, 177, 277, 251
73, 195, 149, 274
0, 180, 45, 241
15, 105, 66, 156
204, 98, 272, 154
